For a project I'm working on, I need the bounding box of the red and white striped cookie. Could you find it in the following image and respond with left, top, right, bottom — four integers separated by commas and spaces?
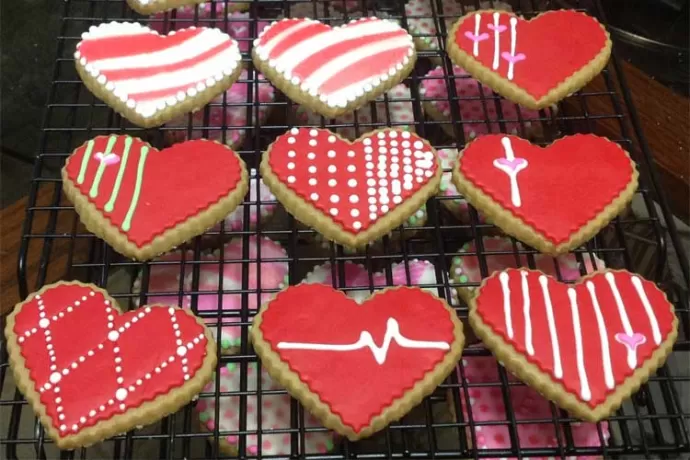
75, 22, 242, 128
252, 17, 416, 117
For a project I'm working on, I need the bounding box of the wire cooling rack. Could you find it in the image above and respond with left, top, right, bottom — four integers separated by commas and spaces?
2, 0, 689, 459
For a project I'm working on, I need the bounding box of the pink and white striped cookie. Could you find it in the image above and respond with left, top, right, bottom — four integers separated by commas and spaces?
420, 65, 548, 140
164, 69, 275, 149
454, 355, 609, 458
449, 236, 605, 302
196, 362, 335, 456
75, 22, 242, 127
253, 17, 416, 117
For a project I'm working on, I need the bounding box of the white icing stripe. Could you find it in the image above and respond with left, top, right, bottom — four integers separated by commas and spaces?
112, 49, 238, 95
256, 20, 317, 58
82, 23, 150, 40
538, 275, 562, 379
492, 12, 500, 69
605, 272, 636, 368
473, 14, 481, 56
521, 270, 533, 355
586, 280, 615, 389
631, 275, 662, 344
304, 37, 412, 92
270, 20, 405, 74
499, 272, 513, 338
276, 317, 450, 365
507, 17, 518, 80
567, 288, 592, 401
88, 30, 231, 71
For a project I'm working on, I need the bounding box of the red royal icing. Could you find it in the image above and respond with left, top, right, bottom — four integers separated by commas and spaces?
76, 23, 241, 119
268, 128, 438, 234
457, 134, 635, 246
475, 269, 676, 407
254, 18, 414, 108
453, 10, 608, 101
258, 284, 458, 434
63, 135, 244, 247
12, 283, 209, 436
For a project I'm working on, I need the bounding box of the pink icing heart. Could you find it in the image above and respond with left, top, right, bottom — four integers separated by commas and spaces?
501, 51, 527, 64
464, 31, 490, 42
494, 157, 528, 172
615, 332, 647, 352
487, 23, 508, 33
93, 151, 120, 166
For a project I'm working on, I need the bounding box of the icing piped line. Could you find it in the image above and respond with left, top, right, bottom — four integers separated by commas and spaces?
491, 12, 500, 69
567, 287, 591, 401
605, 272, 637, 368
276, 317, 450, 365
492, 136, 528, 207
631, 275, 662, 344
586, 280, 615, 389
538, 275, 562, 379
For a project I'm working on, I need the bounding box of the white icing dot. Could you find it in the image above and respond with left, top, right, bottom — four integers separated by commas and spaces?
50, 372, 61, 384
287, 176, 296, 183
379, 179, 388, 186
309, 139, 317, 146
287, 137, 296, 144
39, 318, 50, 328
328, 135, 336, 143
308, 178, 317, 186
330, 195, 340, 203
328, 179, 337, 186
363, 138, 372, 146
327, 150, 336, 158
364, 146, 373, 154
348, 179, 357, 187
379, 147, 388, 154
309, 192, 319, 201
353, 221, 362, 229
366, 170, 374, 177
328, 165, 336, 173
367, 178, 376, 186
390, 131, 398, 139
366, 162, 374, 170
329, 208, 338, 216
368, 187, 376, 195
309, 129, 318, 137
377, 170, 387, 178
404, 182, 413, 190
393, 195, 403, 204
307, 152, 316, 160
365, 154, 373, 161
378, 132, 386, 139
349, 195, 359, 203
108, 331, 119, 341
414, 141, 423, 149
287, 162, 295, 169
368, 197, 377, 204
72, 424, 78, 431
176, 346, 187, 357
290, 128, 299, 135
347, 165, 356, 172
351, 209, 360, 217
308, 166, 316, 173
370, 213, 378, 219
347, 150, 355, 158
381, 205, 389, 213
288, 150, 296, 158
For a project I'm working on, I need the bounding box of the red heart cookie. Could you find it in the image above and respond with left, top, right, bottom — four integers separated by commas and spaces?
261, 128, 441, 248
62, 135, 248, 260
253, 18, 415, 117
447, 10, 611, 108
251, 284, 464, 440
6, 282, 216, 449
452, 134, 638, 255
470, 269, 678, 421
75, 23, 242, 127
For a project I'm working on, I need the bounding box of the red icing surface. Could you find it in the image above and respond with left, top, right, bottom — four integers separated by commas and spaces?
475, 269, 676, 407
259, 284, 458, 433
12, 283, 208, 435
453, 11, 608, 101
63, 135, 244, 247
458, 134, 635, 245
268, 128, 438, 234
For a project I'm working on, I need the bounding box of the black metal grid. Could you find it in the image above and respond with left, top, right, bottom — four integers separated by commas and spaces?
2, 0, 689, 459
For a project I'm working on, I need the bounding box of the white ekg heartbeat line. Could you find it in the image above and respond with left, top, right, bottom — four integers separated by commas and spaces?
276, 317, 451, 365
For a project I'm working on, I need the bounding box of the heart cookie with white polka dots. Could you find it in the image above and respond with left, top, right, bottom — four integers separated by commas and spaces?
5, 281, 216, 449
261, 128, 441, 248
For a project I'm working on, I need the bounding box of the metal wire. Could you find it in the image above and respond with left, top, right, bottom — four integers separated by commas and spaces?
2, 0, 689, 459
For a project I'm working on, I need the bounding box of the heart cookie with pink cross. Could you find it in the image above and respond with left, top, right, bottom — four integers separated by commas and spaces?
5, 281, 216, 449
261, 128, 441, 248
470, 269, 678, 421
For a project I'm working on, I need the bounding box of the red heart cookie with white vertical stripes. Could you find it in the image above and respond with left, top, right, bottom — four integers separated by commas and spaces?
6, 282, 216, 449
75, 22, 242, 127
470, 269, 678, 421
447, 10, 611, 108
252, 17, 416, 117
261, 128, 441, 248
62, 135, 248, 260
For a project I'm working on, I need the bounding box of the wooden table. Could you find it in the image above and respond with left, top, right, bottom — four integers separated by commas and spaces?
2, 62, 688, 315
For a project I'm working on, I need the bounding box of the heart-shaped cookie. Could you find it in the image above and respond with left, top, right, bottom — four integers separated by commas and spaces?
253, 18, 416, 117
75, 23, 242, 127
251, 284, 464, 440
452, 134, 638, 255
5, 281, 216, 449
447, 10, 611, 108
261, 128, 441, 248
470, 269, 678, 421
62, 135, 248, 260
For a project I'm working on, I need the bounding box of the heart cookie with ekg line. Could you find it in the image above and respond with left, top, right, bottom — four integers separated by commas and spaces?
260, 128, 441, 248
